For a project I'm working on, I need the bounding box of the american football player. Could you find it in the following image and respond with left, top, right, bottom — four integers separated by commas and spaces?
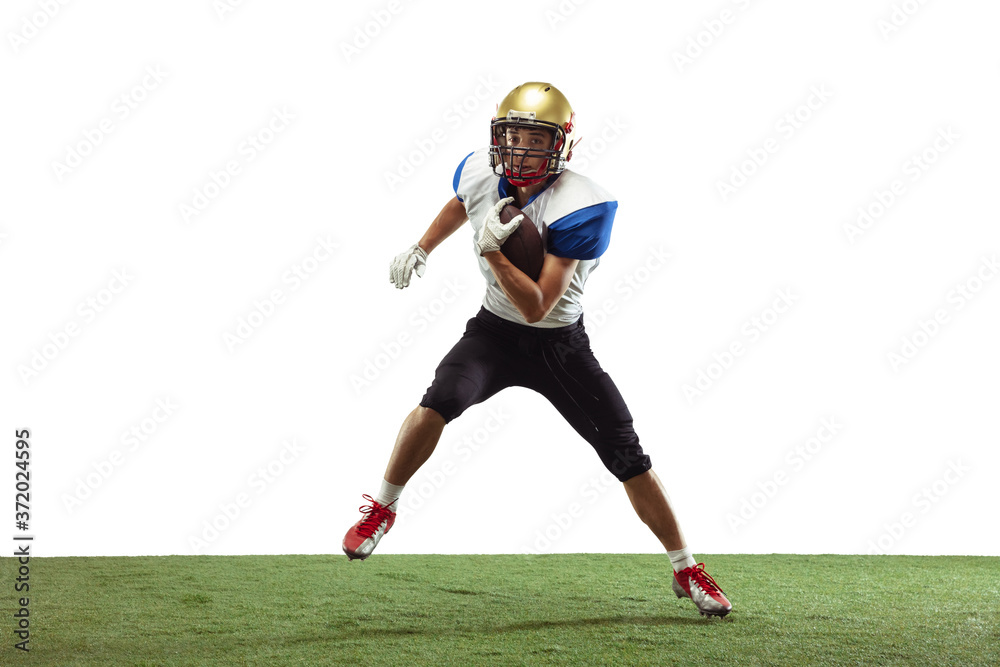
343, 82, 731, 618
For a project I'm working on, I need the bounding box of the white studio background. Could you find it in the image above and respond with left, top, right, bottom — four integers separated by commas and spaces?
1, 0, 998, 558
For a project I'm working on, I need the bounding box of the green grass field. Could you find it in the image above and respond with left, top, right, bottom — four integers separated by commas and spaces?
2, 554, 997, 665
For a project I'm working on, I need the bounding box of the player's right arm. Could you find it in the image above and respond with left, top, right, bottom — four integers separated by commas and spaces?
390, 196, 468, 289
417, 196, 468, 254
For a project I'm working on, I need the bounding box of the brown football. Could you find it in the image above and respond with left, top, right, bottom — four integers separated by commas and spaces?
499, 203, 545, 281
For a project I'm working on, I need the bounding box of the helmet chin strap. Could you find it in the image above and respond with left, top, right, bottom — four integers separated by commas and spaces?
505, 169, 547, 187
565, 136, 581, 162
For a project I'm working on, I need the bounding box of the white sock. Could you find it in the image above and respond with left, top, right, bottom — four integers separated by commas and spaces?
668, 547, 697, 573
374, 479, 404, 511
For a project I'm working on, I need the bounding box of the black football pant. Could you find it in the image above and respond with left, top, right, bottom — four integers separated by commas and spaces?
420, 306, 651, 482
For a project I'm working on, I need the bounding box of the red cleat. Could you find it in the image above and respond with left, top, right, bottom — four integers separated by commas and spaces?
342, 494, 396, 561
672, 563, 732, 617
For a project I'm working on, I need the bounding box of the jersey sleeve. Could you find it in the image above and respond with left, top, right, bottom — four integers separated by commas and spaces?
546, 201, 618, 260
453, 151, 474, 202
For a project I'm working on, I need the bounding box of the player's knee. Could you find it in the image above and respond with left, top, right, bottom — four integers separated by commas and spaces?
603, 445, 651, 483
415, 404, 446, 427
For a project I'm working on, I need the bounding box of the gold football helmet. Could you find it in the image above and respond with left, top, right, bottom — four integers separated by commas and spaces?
489, 82, 576, 186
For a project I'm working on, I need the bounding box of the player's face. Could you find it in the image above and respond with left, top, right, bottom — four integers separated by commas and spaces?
503, 126, 553, 176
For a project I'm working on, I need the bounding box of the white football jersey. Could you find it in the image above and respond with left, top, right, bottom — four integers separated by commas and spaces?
453, 147, 618, 328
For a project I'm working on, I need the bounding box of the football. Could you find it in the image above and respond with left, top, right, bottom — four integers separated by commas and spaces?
498, 203, 545, 281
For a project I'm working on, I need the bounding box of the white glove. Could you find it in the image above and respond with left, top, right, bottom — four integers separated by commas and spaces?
475, 197, 523, 256
389, 243, 428, 289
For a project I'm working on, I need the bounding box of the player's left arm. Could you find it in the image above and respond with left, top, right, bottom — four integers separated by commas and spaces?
482, 251, 579, 324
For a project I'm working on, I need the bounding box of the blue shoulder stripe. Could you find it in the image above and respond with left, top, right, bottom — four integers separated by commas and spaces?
453, 151, 474, 202
547, 201, 618, 260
